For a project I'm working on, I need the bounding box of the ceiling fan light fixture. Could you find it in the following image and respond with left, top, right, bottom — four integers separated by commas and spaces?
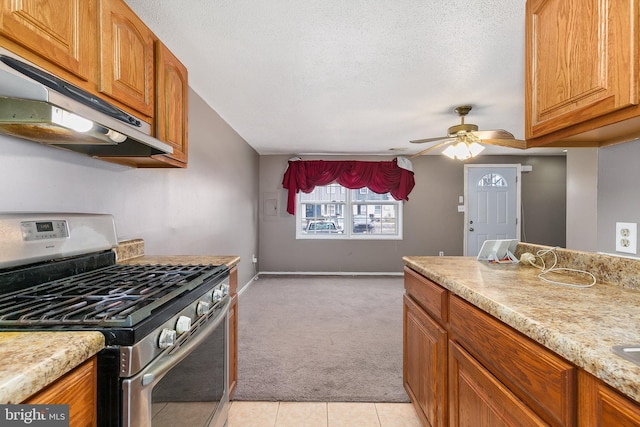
468, 141, 485, 156
409, 105, 522, 158
442, 141, 485, 160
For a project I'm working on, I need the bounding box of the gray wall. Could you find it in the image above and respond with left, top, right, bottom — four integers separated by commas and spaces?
597, 141, 640, 256
0, 88, 260, 288
258, 154, 566, 273
566, 149, 598, 251
516, 156, 567, 246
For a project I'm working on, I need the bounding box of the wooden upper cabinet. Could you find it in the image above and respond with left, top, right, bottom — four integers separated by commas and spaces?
0, 0, 190, 167
0, 0, 96, 82
154, 41, 188, 165
99, 0, 155, 118
525, 0, 640, 147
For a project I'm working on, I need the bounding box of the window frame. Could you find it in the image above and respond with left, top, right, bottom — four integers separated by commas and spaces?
296, 184, 404, 240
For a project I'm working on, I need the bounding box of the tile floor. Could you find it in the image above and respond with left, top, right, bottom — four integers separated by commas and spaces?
228, 401, 422, 427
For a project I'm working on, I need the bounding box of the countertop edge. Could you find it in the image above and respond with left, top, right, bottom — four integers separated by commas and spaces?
0, 331, 105, 404
119, 255, 240, 269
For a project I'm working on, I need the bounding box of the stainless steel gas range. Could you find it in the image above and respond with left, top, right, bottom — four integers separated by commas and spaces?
0, 213, 230, 427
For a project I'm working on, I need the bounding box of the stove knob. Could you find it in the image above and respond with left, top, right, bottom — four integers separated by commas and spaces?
158, 328, 176, 349
197, 301, 211, 316
221, 283, 230, 295
213, 289, 224, 302
176, 315, 192, 334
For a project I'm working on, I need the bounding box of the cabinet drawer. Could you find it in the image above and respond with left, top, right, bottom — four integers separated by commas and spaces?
450, 295, 576, 427
404, 266, 448, 324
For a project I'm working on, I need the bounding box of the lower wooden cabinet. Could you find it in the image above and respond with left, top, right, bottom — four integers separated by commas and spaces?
23, 356, 97, 427
228, 266, 238, 398
449, 295, 576, 426
404, 294, 447, 427
228, 293, 238, 397
578, 370, 640, 426
449, 340, 547, 427
404, 267, 640, 427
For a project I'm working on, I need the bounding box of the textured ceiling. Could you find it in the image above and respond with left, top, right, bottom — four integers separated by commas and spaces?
125, 0, 560, 157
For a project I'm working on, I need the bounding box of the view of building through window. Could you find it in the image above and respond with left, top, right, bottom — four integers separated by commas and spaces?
296, 183, 402, 239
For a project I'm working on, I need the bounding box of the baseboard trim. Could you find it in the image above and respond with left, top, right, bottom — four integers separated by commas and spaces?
238, 271, 403, 295
238, 274, 260, 297
257, 271, 404, 277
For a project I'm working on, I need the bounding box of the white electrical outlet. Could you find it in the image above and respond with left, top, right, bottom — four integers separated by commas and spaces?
252, 254, 258, 263
615, 222, 637, 254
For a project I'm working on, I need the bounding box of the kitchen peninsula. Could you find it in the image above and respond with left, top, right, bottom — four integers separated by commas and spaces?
403, 245, 640, 426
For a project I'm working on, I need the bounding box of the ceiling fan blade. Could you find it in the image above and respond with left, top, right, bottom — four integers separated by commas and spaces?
473, 129, 515, 140
481, 138, 527, 149
410, 136, 449, 144
410, 139, 454, 158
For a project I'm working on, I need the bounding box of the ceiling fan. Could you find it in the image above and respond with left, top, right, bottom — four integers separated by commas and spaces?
410, 105, 526, 159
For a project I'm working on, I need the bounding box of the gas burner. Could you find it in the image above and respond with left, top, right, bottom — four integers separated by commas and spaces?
0, 263, 228, 326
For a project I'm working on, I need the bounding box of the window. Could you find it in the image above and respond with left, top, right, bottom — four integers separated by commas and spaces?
478, 173, 508, 187
297, 183, 403, 239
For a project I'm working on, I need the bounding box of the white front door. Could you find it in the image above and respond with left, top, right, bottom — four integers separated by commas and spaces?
464, 165, 521, 256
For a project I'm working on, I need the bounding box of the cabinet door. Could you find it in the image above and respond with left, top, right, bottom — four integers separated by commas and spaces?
404, 294, 447, 427
24, 357, 97, 427
526, 0, 639, 139
449, 341, 548, 427
154, 41, 188, 165
0, 0, 95, 81
228, 293, 238, 398
227, 266, 238, 398
99, 0, 155, 117
578, 370, 640, 426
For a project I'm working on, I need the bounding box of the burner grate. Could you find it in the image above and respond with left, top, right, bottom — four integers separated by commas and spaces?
0, 263, 227, 327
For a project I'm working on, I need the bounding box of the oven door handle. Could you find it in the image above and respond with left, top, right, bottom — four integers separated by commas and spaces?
143, 296, 230, 383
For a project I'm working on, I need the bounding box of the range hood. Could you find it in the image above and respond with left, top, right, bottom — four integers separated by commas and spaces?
0, 49, 172, 157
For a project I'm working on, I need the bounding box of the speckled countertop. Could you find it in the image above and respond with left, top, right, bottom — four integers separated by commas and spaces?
403, 254, 640, 404
113, 238, 240, 268
0, 332, 104, 403
120, 255, 240, 268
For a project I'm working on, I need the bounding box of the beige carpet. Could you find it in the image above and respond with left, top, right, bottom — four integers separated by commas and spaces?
232, 275, 409, 403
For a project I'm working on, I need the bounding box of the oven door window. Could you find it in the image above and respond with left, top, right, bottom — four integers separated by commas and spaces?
151, 315, 227, 427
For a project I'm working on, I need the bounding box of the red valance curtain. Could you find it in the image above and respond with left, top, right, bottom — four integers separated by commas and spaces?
282, 158, 415, 214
